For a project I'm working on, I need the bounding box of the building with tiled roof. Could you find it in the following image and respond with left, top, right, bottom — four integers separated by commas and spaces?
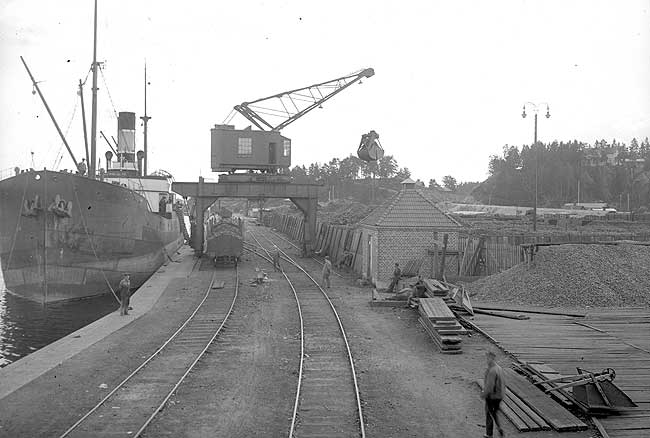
358, 178, 463, 284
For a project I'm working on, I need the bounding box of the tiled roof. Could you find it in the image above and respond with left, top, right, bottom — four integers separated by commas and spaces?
360, 188, 462, 228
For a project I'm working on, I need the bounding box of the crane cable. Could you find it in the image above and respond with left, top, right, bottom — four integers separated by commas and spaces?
50, 67, 92, 170
52, 97, 80, 170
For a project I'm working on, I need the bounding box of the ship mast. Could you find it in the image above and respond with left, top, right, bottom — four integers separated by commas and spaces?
79, 79, 90, 166
89, 0, 99, 178
140, 63, 151, 176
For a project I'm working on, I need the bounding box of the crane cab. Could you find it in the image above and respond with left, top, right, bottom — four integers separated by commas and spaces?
211, 124, 291, 173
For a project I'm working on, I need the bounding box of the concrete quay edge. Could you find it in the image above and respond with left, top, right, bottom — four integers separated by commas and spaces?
0, 245, 196, 401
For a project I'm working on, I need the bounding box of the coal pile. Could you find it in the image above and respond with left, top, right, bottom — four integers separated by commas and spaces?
466, 244, 650, 307
319, 200, 374, 225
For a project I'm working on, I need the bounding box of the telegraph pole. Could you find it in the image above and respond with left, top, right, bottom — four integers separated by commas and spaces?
522, 102, 550, 232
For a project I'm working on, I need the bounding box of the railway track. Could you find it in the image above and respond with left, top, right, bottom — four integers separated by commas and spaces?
58, 268, 238, 438
267, 228, 344, 278
248, 230, 365, 438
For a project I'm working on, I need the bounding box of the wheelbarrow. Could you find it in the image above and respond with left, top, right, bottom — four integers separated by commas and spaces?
540, 368, 637, 415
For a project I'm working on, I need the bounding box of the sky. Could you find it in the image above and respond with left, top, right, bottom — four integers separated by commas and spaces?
1, 0, 649, 184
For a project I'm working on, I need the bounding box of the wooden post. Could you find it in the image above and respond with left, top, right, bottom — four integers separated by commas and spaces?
437, 234, 448, 280
459, 236, 470, 276
431, 243, 438, 278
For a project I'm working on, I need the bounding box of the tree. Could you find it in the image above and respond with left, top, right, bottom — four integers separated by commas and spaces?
307, 163, 322, 180
376, 155, 398, 178
442, 175, 457, 190
630, 138, 640, 158
641, 137, 650, 159
289, 165, 307, 177
395, 167, 411, 180
339, 155, 363, 179
428, 178, 438, 188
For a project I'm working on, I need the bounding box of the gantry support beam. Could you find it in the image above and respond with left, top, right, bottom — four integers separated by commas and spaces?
173, 177, 322, 255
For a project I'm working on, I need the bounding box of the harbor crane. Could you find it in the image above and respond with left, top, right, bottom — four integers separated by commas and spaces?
231, 68, 375, 132
357, 129, 384, 162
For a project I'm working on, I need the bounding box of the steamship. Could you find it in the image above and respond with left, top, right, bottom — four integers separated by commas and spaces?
0, 113, 184, 303
0, 1, 183, 303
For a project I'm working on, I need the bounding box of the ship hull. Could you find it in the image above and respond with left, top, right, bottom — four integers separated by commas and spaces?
0, 170, 183, 303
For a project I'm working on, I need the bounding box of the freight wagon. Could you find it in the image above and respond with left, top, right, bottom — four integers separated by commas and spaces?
205, 217, 243, 266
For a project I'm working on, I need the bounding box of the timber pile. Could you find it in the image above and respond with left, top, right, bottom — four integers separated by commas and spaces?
418, 298, 465, 354
503, 368, 587, 432
423, 279, 449, 297
466, 244, 650, 307
476, 380, 551, 432
401, 258, 425, 276
478, 367, 588, 432
513, 361, 574, 408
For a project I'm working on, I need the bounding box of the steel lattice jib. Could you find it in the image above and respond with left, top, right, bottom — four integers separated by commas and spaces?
211, 124, 291, 172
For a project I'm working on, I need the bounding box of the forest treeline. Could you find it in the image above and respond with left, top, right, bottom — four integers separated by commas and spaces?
287, 154, 474, 203
288, 154, 411, 181
288, 154, 468, 191
288, 137, 650, 210
472, 137, 650, 210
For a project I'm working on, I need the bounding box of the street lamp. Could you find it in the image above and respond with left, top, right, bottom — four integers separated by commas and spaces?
521, 102, 551, 232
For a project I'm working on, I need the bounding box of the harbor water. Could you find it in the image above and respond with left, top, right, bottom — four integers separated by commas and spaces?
0, 261, 118, 367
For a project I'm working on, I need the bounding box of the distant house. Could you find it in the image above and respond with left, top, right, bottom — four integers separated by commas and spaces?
357, 178, 463, 284
584, 147, 621, 167
604, 148, 620, 165
563, 202, 608, 210
429, 180, 452, 192
624, 158, 645, 171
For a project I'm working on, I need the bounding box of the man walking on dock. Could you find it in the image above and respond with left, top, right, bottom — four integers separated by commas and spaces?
273, 249, 281, 271
481, 350, 506, 437
119, 273, 131, 316
322, 256, 332, 288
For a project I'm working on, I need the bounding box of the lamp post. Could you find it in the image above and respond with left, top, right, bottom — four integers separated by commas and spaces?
521, 102, 550, 232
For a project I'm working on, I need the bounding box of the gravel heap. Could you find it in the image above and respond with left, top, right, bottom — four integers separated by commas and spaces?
318, 200, 375, 225
466, 244, 650, 307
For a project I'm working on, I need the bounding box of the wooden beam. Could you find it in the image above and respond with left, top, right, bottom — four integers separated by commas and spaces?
437, 233, 449, 280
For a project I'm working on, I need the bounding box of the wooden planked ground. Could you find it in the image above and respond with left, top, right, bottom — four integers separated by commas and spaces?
471, 306, 650, 438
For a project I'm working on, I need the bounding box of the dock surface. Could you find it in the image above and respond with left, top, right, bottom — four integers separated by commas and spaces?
472, 305, 650, 438
0, 226, 602, 437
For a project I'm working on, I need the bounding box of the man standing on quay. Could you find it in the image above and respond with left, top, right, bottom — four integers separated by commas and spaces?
322, 256, 332, 288
481, 350, 506, 437
386, 262, 401, 293
119, 273, 131, 316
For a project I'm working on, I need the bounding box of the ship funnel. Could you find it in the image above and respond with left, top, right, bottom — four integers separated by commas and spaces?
117, 112, 136, 162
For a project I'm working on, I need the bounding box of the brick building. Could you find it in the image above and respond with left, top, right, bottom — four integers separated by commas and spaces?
358, 178, 463, 284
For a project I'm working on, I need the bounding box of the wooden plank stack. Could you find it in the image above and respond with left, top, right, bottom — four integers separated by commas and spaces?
476, 380, 551, 432
417, 298, 465, 354
503, 368, 588, 432
513, 361, 574, 408
477, 368, 588, 432
423, 279, 449, 297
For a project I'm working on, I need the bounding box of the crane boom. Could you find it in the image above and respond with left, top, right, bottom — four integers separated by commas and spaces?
233, 68, 374, 131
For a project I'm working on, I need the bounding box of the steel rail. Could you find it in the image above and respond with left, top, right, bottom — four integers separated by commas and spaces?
246, 234, 306, 438
267, 227, 344, 278
249, 230, 365, 438
133, 265, 239, 437
58, 267, 237, 438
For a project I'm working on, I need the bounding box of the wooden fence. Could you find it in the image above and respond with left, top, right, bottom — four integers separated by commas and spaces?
458, 231, 650, 276
264, 213, 365, 274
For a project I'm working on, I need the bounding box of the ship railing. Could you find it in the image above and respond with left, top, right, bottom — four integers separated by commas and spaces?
0, 167, 18, 181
